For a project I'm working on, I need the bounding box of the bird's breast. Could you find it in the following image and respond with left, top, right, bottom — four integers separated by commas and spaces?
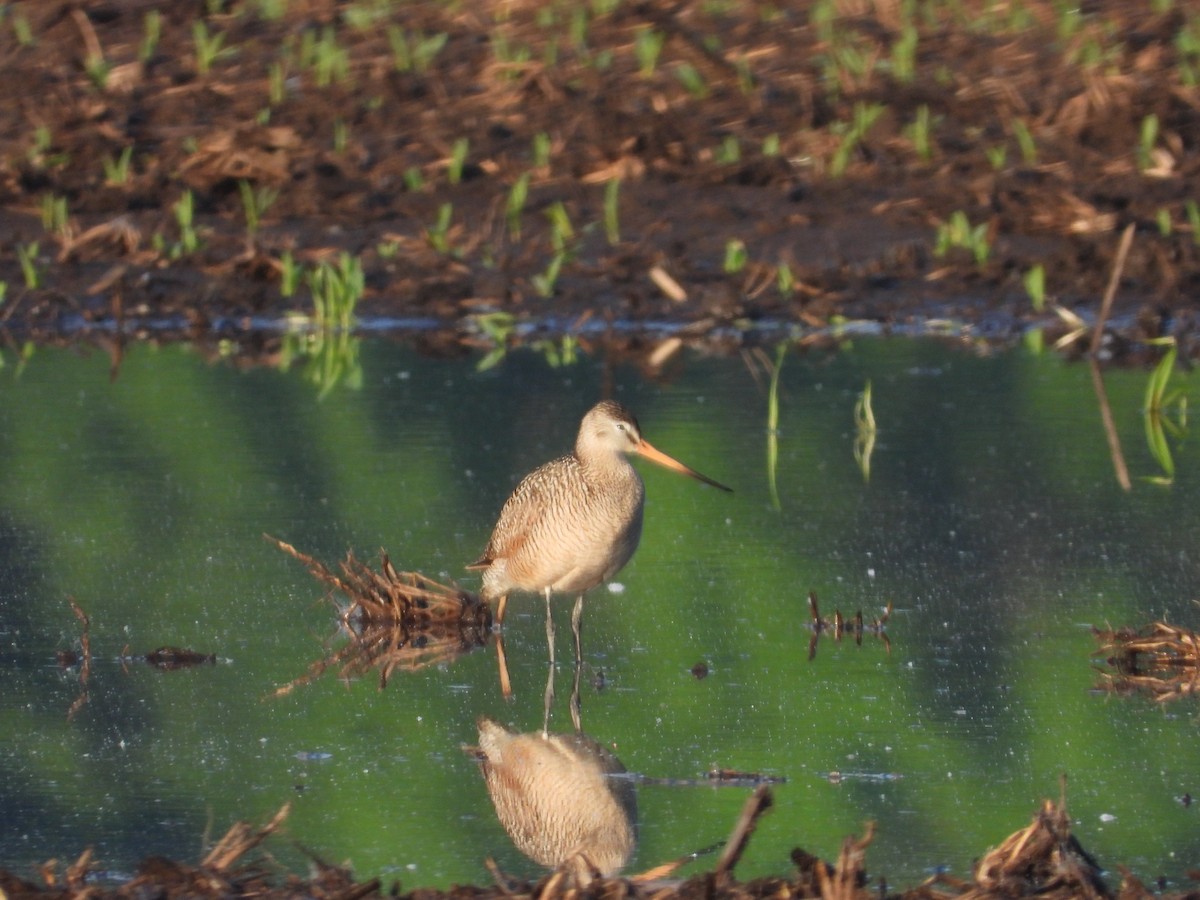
495, 463, 645, 597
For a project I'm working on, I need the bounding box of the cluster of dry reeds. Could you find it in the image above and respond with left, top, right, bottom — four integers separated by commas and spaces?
267, 536, 492, 692
805, 592, 892, 659
13, 788, 1195, 900
1093, 620, 1200, 700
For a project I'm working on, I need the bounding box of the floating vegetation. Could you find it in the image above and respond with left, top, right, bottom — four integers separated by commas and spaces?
268, 536, 491, 692
805, 592, 891, 660
137, 646, 217, 670
1093, 619, 1200, 701
706, 769, 787, 787
56, 599, 219, 720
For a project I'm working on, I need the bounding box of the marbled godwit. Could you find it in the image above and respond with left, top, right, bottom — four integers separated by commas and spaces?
471, 716, 637, 882
468, 400, 731, 671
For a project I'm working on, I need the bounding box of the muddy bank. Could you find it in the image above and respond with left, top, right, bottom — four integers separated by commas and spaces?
1, 1, 1199, 357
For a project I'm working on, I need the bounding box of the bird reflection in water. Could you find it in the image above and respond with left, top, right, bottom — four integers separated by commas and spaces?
469, 623, 637, 886
470, 716, 637, 884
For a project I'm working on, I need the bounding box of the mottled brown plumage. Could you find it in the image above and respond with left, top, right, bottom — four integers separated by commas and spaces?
474, 717, 637, 880
468, 401, 730, 637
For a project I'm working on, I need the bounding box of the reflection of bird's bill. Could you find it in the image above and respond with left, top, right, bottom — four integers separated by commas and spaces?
636, 440, 732, 492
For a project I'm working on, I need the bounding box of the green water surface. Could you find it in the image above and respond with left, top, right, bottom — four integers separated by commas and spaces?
0, 337, 1196, 888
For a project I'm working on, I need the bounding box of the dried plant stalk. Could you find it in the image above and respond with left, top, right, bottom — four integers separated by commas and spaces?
1093, 620, 1200, 701
268, 535, 492, 692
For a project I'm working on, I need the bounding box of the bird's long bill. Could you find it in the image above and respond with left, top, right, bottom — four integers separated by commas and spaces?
636, 439, 733, 492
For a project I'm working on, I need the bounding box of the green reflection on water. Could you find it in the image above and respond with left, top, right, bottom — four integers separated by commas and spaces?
0, 340, 1196, 888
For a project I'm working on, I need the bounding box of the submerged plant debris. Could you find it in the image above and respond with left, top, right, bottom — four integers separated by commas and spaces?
268, 535, 492, 692
1093, 618, 1200, 700
56, 599, 218, 719
3, 789, 1196, 900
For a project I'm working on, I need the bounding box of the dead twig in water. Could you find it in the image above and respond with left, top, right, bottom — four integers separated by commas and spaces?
970, 792, 1108, 899
1090, 222, 1136, 356
1088, 360, 1131, 491
1093, 619, 1200, 700
807, 591, 892, 659
715, 784, 773, 881
203, 803, 290, 872
64, 597, 91, 722
815, 823, 874, 900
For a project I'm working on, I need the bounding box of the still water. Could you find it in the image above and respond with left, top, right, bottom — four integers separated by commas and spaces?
0, 337, 1196, 887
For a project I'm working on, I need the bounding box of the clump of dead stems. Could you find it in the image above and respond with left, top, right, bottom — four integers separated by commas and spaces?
267, 535, 492, 692
7, 787, 1198, 899
1093, 619, 1200, 701
805, 592, 892, 660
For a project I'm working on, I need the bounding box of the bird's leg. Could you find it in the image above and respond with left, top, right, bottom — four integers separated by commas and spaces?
493, 593, 509, 631
542, 660, 553, 739
496, 629, 513, 701
570, 594, 584, 729
571, 594, 584, 665
543, 587, 555, 735
544, 587, 556, 667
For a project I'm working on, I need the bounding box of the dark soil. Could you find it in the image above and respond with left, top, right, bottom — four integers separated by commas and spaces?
2, 0, 1200, 358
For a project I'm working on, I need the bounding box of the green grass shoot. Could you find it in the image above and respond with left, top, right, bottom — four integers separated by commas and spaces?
192, 21, 226, 76
723, 239, 748, 274
776, 262, 795, 297
473, 311, 516, 371
1023, 264, 1046, 312
427, 202, 455, 254
532, 132, 552, 169
506, 173, 530, 240
830, 102, 884, 177
905, 104, 933, 161
41, 194, 69, 238
935, 211, 990, 266
603, 178, 621, 246
1137, 114, 1160, 172
306, 252, 363, 330
635, 27, 664, 76
139, 10, 161, 62
1011, 118, 1037, 165
854, 380, 877, 483
1142, 338, 1185, 485
448, 137, 469, 185
174, 190, 199, 254
532, 253, 566, 298
17, 243, 40, 288
103, 146, 134, 184
765, 343, 785, 510
674, 62, 708, 98
1185, 199, 1200, 246
279, 250, 301, 297
238, 180, 279, 238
